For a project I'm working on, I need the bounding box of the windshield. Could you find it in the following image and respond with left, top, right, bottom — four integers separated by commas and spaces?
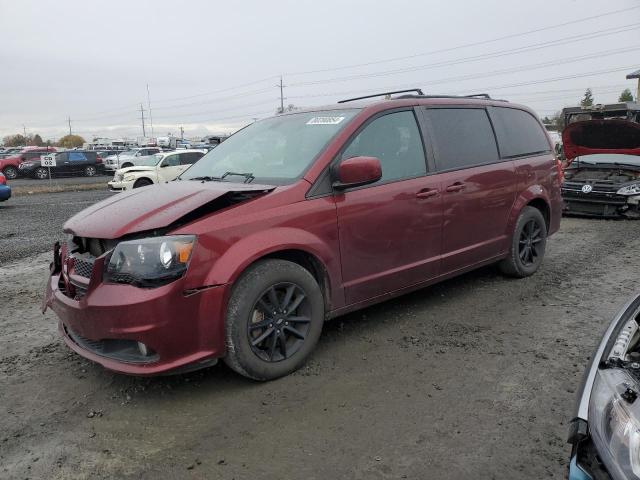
179, 109, 359, 184
571, 154, 640, 167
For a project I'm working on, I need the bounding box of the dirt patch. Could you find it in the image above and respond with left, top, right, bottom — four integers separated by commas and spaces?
1, 218, 639, 479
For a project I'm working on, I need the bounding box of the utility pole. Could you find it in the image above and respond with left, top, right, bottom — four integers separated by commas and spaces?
180, 126, 184, 140
146, 84, 154, 137
67, 117, 72, 136
276, 76, 286, 113
22, 125, 27, 145
140, 104, 146, 137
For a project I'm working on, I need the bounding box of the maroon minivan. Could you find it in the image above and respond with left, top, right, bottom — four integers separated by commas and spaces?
43, 90, 563, 380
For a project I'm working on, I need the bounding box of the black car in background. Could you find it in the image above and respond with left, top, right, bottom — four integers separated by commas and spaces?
18, 151, 105, 179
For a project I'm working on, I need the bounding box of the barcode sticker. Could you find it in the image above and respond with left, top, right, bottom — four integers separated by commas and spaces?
306, 116, 345, 125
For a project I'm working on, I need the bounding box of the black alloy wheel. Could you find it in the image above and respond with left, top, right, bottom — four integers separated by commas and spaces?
248, 282, 311, 362
518, 219, 543, 266
498, 206, 547, 278
223, 259, 324, 380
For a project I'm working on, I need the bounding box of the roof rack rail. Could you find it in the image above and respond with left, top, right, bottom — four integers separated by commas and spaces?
337, 88, 424, 104
464, 93, 491, 99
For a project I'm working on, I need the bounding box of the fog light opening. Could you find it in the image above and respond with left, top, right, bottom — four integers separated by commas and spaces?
137, 342, 150, 356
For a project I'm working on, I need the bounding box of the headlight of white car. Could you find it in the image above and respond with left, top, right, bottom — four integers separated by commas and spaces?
617, 184, 640, 196
589, 368, 640, 479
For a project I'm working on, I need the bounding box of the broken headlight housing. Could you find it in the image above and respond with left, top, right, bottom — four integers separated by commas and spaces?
589, 317, 640, 480
617, 184, 640, 196
104, 235, 195, 287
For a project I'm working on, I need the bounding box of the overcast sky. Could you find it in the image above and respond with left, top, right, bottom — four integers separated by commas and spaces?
0, 0, 638, 141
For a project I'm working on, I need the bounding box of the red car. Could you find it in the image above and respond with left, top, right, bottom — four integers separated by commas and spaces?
0, 146, 57, 179
43, 90, 563, 380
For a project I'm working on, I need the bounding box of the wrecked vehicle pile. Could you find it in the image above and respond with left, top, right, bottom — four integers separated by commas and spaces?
561, 120, 640, 218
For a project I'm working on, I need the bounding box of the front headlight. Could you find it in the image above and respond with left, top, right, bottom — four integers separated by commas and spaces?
104, 235, 195, 287
590, 368, 640, 479
617, 184, 640, 196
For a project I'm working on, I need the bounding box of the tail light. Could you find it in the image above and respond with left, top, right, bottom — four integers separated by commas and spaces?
555, 158, 564, 183
96, 154, 103, 164
0, 175, 6, 185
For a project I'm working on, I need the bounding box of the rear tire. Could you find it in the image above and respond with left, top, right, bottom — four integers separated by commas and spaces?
224, 259, 325, 381
84, 165, 97, 177
121, 163, 133, 169
498, 206, 547, 278
34, 167, 49, 180
133, 178, 153, 188
3, 166, 17, 180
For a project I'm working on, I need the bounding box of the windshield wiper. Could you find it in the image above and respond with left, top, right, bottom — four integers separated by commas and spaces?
221, 171, 255, 183
188, 176, 223, 182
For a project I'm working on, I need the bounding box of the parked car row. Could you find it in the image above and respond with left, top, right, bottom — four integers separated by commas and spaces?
108, 149, 205, 191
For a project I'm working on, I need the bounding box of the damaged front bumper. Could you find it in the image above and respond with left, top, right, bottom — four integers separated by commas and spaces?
562, 188, 640, 219
43, 243, 229, 375
568, 294, 640, 480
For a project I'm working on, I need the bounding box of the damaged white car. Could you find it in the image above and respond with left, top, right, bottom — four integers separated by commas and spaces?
569, 294, 640, 480
108, 149, 205, 191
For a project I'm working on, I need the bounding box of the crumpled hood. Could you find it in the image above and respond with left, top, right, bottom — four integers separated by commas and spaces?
562, 119, 640, 162
118, 165, 155, 174
64, 181, 275, 239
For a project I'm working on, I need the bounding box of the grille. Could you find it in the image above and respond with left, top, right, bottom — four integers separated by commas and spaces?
72, 256, 95, 278
562, 180, 620, 194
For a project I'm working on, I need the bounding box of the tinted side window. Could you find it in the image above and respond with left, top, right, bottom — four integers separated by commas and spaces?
490, 107, 551, 158
69, 152, 88, 162
181, 152, 203, 165
425, 108, 499, 171
341, 110, 426, 183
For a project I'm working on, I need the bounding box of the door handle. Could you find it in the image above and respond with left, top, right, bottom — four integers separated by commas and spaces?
415, 188, 439, 199
445, 182, 465, 193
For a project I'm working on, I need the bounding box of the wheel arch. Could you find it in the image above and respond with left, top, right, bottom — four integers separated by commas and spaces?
507, 185, 552, 235
196, 228, 344, 314
133, 176, 154, 188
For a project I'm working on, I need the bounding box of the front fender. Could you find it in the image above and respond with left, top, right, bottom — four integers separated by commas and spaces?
199, 227, 344, 310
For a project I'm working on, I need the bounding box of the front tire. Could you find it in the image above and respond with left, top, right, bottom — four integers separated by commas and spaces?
498, 206, 547, 278
84, 165, 97, 177
224, 259, 325, 381
133, 178, 153, 188
3, 166, 18, 180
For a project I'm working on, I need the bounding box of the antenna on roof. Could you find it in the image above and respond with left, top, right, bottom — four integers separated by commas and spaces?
338, 89, 424, 104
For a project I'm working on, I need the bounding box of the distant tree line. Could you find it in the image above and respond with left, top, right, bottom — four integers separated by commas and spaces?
2, 133, 85, 148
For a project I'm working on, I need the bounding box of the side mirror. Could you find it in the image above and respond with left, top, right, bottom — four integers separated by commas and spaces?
160, 162, 169, 168
332, 156, 382, 190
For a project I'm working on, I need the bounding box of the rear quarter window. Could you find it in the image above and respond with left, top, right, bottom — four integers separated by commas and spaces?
424, 108, 499, 171
490, 107, 551, 158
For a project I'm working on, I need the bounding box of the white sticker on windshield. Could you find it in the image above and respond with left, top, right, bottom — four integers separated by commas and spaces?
306, 116, 345, 125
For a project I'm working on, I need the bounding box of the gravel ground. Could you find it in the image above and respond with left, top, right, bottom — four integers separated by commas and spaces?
0, 190, 113, 264
10, 174, 110, 188
1, 193, 639, 479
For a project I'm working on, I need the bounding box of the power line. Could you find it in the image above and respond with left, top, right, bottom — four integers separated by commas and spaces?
285, 5, 640, 77
287, 66, 638, 105
289, 23, 640, 87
